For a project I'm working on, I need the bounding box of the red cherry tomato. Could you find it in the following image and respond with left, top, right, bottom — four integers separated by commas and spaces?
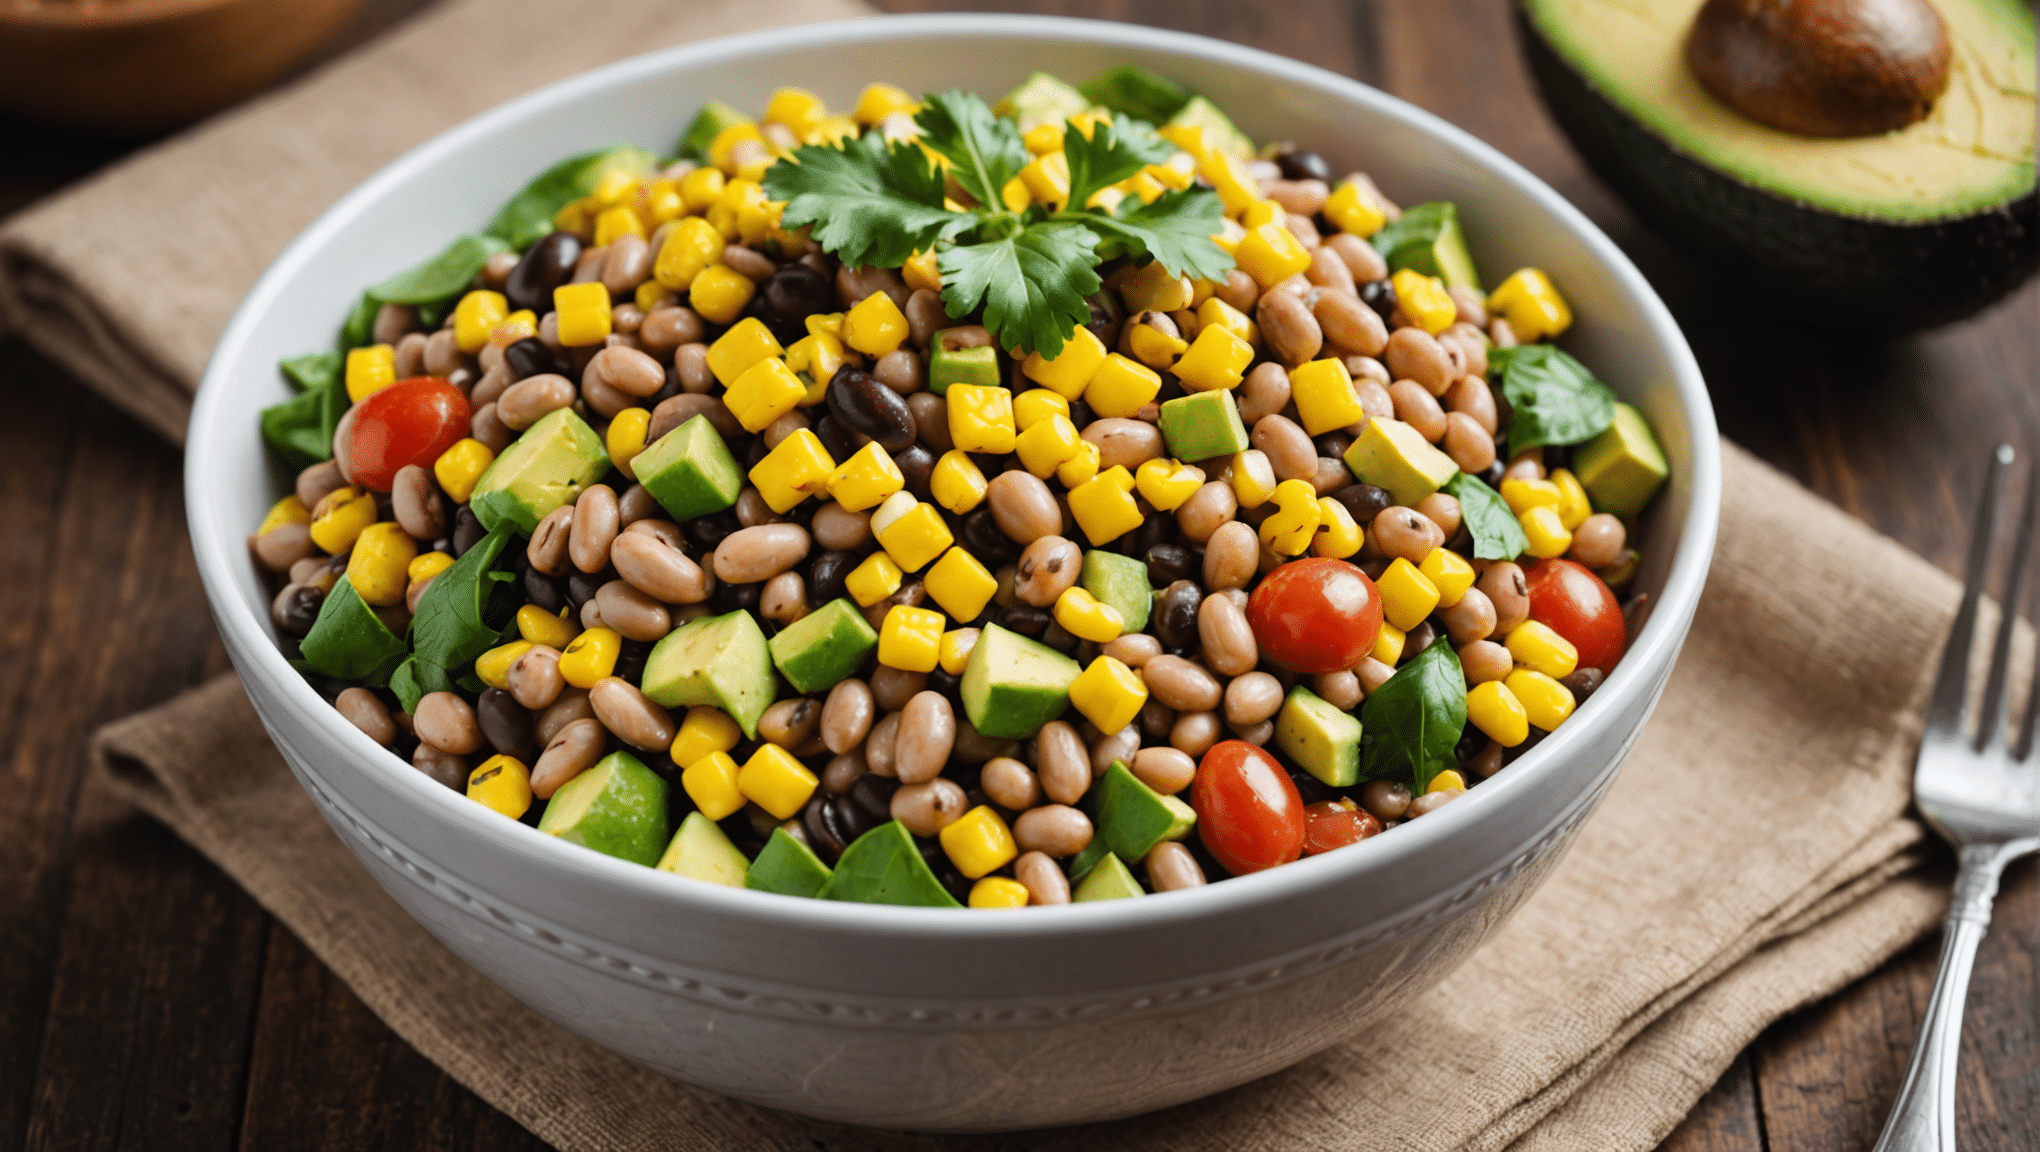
1245, 557, 1384, 674
1193, 741, 1305, 875
344, 378, 471, 492
1302, 799, 1382, 856
1522, 558, 1625, 673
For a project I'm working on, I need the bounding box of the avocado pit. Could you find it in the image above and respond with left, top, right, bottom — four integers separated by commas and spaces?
1686, 0, 1951, 137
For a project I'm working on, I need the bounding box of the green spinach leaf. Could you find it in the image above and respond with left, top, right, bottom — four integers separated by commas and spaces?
299, 577, 410, 686
1079, 65, 1191, 124
367, 233, 510, 306
340, 291, 380, 350
1443, 472, 1529, 561
1359, 635, 1467, 793
259, 352, 347, 469
819, 821, 962, 907
485, 145, 654, 251
1490, 343, 1616, 457
409, 524, 518, 683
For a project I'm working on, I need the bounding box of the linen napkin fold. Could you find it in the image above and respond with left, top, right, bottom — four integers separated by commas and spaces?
0, 0, 872, 445
92, 443, 1955, 1152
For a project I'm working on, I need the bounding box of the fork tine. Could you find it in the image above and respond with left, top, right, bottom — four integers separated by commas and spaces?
1978, 456, 2037, 753
1925, 445, 2014, 739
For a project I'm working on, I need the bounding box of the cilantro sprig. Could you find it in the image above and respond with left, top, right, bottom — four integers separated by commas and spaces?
766, 90, 1233, 358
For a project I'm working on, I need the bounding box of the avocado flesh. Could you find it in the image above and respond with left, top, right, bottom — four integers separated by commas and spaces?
1573, 403, 1669, 517
1519, 0, 2036, 330
1081, 550, 1151, 634
641, 611, 775, 739
656, 811, 751, 887
960, 623, 1080, 739
768, 598, 878, 694
1343, 418, 1458, 508
1072, 853, 1145, 901
468, 408, 610, 535
538, 752, 670, 866
995, 72, 1093, 131
1276, 686, 1362, 787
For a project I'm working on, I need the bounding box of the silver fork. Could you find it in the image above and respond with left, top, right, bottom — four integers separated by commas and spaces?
1873, 444, 2040, 1152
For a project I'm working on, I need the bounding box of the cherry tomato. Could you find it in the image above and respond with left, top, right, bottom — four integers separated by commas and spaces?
1245, 557, 1383, 674
1192, 741, 1305, 875
1522, 557, 1625, 673
344, 378, 471, 492
1302, 799, 1382, 855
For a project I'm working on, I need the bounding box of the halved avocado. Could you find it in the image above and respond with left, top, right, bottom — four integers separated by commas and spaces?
1518, 0, 2036, 331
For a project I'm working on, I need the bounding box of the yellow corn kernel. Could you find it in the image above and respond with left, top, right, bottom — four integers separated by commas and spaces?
681, 749, 745, 821
1118, 259, 1194, 313
432, 438, 494, 504
1084, 354, 1164, 418
641, 178, 684, 227
1228, 449, 1278, 509
1235, 222, 1313, 290
1013, 388, 1070, 432
1377, 557, 1441, 631
1168, 307, 1201, 342
737, 193, 785, 243
672, 705, 742, 770
1188, 277, 1217, 308
841, 290, 910, 357
1427, 769, 1467, 795
826, 442, 905, 513
1373, 619, 1407, 666
1486, 268, 1572, 342
309, 488, 377, 554
709, 122, 765, 174
1148, 152, 1197, 189
594, 204, 645, 247
678, 166, 725, 213
1196, 296, 1256, 345
344, 521, 416, 607
938, 628, 979, 676
1289, 357, 1364, 436
910, 453, 983, 520
1068, 465, 1144, 546
1120, 171, 1167, 204
763, 86, 827, 135
723, 356, 805, 433
946, 384, 1017, 453
1087, 186, 1128, 216
407, 550, 455, 587
655, 216, 723, 292
1001, 175, 1032, 212
1323, 178, 1388, 237
845, 550, 905, 607
1313, 497, 1364, 559
1158, 122, 1212, 160
1506, 668, 1576, 731
474, 640, 533, 689
688, 264, 755, 326
558, 627, 621, 688
606, 407, 652, 478
257, 494, 310, 536
553, 281, 613, 347
467, 754, 533, 819
590, 168, 640, 208
901, 248, 943, 293
870, 492, 954, 572
784, 331, 846, 393
748, 429, 836, 513
804, 312, 845, 341
1122, 321, 1187, 370
1391, 269, 1456, 335
635, 281, 675, 315
1210, 216, 1248, 255
1198, 150, 1260, 215
1021, 325, 1108, 400
516, 603, 578, 649
1135, 458, 1205, 511
1173, 324, 1254, 393
706, 317, 785, 386
1505, 620, 1580, 679
1243, 200, 1283, 230
1055, 440, 1101, 489
344, 344, 396, 403
1018, 149, 1070, 209
1419, 546, 1476, 608
925, 547, 997, 622
1467, 679, 1529, 747
1501, 477, 1564, 515
1016, 412, 1083, 478
1068, 654, 1148, 734
1054, 586, 1125, 644
1026, 122, 1069, 155
854, 81, 917, 125
489, 309, 538, 348
1259, 479, 1322, 556
969, 876, 1031, 909
940, 806, 1018, 879
1549, 468, 1593, 530
451, 290, 508, 355
1520, 505, 1573, 559
553, 198, 592, 238
878, 603, 946, 672
737, 744, 818, 820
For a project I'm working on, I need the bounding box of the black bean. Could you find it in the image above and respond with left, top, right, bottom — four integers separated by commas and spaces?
684, 508, 740, 552
1144, 542, 1198, 587
1559, 667, 1605, 701
1447, 525, 1474, 555
1040, 622, 1079, 654
276, 586, 324, 635
1153, 375, 1185, 406
814, 413, 861, 464
1153, 580, 1202, 650
505, 336, 561, 380
803, 793, 848, 862
894, 442, 936, 500
523, 568, 566, 613
826, 367, 916, 452
712, 579, 760, 613
761, 264, 835, 332
506, 232, 581, 313
1117, 510, 1173, 558
1331, 483, 1394, 526
918, 836, 973, 904
927, 666, 963, 708
1502, 726, 1547, 765
1290, 769, 1341, 806
1276, 149, 1332, 183
1357, 556, 1391, 580
616, 638, 653, 685
746, 435, 772, 468
1314, 432, 1354, 459
1066, 398, 1095, 429
1359, 278, 1397, 323
809, 549, 859, 605
1083, 291, 1123, 348
451, 506, 485, 556
566, 567, 612, 612
961, 506, 1020, 566
1479, 459, 1506, 488
476, 688, 539, 761
1454, 723, 1485, 766
995, 603, 1050, 637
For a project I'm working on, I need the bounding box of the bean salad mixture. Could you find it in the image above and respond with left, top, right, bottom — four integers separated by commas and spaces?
251, 66, 1670, 908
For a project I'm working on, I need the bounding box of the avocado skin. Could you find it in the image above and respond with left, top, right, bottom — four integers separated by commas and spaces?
1515, 4, 2037, 333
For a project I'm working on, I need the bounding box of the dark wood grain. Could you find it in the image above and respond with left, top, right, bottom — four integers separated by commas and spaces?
1, 0, 2035, 1148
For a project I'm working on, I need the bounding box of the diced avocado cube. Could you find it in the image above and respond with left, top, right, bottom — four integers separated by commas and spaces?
656, 811, 750, 887
821, 821, 962, 908
468, 408, 610, 535
1067, 837, 1111, 885
994, 71, 1092, 131
677, 100, 752, 162
1080, 64, 1191, 124
537, 751, 670, 866
1072, 852, 1145, 901
960, 623, 1082, 739
1158, 389, 1249, 463
1343, 418, 1459, 507
1095, 762, 1197, 862
768, 598, 878, 695
1369, 201, 1482, 292
745, 827, 832, 898
1572, 403, 1669, 517
633, 414, 742, 523
1081, 550, 1151, 634
1167, 95, 1253, 160
1275, 686, 1362, 787
642, 610, 774, 739
928, 343, 1001, 396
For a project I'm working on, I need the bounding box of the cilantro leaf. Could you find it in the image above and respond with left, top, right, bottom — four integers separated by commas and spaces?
914, 89, 1029, 211
765, 132, 972, 270
940, 221, 1100, 357
1061, 119, 1171, 212
1077, 186, 1234, 283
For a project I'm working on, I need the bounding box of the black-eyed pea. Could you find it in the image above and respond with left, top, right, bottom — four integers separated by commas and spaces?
1306, 245, 1357, 296
507, 645, 566, 711
864, 712, 901, 777
1146, 841, 1207, 892
986, 470, 1063, 545
1458, 637, 1513, 684
1314, 670, 1363, 710
1101, 633, 1162, 667
713, 523, 811, 583
1140, 698, 1176, 740
890, 778, 968, 836
1225, 671, 1285, 727
1252, 414, 1317, 482
1015, 535, 1082, 607
1570, 513, 1628, 568
1390, 380, 1448, 442
498, 373, 576, 429
1176, 481, 1238, 544
1090, 724, 1141, 777
1315, 289, 1388, 357
1325, 232, 1388, 282
1131, 746, 1196, 794
569, 484, 620, 573
759, 697, 821, 750
1202, 520, 1259, 591
1016, 850, 1071, 905
1384, 328, 1453, 395
1236, 362, 1292, 425
1170, 709, 1223, 757
589, 677, 676, 751
1356, 657, 1397, 695
1480, 561, 1531, 635
1014, 804, 1094, 857
411, 743, 467, 791
981, 756, 1041, 810
391, 465, 446, 541
892, 691, 956, 784
531, 717, 607, 798
1442, 587, 1498, 645
1416, 492, 1462, 538
534, 687, 593, 744
760, 571, 808, 627
1504, 448, 1545, 482
821, 679, 875, 755
822, 748, 867, 795
1360, 779, 1411, 821
1371, 506, 1446, 563
1443, 412, 1498, 474
1034, 720, 1091, 805
1147, 656, 1223, 713
869, 665, 926, 712
1407, 788, 1464, 817
252, 522, 314, 572
414, 691, 484, 756
336, 687, 396, 745
1197, 594, 1258, 677
1256, 288, 1322, 364
594, 579, 670, 641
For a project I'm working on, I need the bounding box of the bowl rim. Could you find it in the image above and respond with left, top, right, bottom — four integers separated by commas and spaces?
187, 11, 1722, 940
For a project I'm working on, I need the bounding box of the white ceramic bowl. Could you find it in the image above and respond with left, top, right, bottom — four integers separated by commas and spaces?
187, 14, 1720, 1132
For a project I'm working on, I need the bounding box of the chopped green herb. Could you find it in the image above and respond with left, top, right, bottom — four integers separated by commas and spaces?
1490, 343, 1617, 456
485, 145, 654, 250
299, 577, 410, 687
1443, 472, 1529, 561
259, 351, 347, 469
1359, 634, 1467, 793
367, 233, 509, 306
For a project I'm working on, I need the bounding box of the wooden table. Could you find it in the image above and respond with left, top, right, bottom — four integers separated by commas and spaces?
3, 0, 2034, 1147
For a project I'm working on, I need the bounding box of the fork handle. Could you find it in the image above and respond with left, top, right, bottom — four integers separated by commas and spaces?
1870, 844, 2008, 1152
